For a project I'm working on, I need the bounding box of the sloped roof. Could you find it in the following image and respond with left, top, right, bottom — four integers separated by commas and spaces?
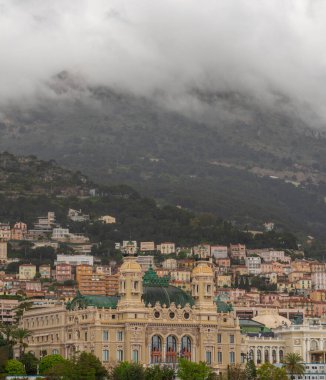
66, 292, 119, 310
142, 285, 195, 308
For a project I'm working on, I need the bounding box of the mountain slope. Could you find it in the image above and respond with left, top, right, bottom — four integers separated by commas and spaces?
1, 81, 326, 236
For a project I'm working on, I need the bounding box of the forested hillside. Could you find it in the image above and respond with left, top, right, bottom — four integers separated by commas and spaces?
1, 80, 326, 236
0, 153, 298, 254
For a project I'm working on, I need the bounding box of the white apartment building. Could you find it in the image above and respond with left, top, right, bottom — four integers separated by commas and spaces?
292, 364, 326, 380
136, 255, 155, 271
245, 256, 262, 275
312, 272, 326, 290
56, 254, 94, 266
211, 245, 228, 259
256, 250, 286, 262
52, 228, 70, 240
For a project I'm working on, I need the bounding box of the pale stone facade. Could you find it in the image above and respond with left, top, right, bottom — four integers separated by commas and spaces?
19, 259, 242, 374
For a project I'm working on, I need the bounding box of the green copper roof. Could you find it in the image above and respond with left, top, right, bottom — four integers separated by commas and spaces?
143, 266, 170, 287
239, 319, 272, 333
66, 292, 119, 310
142, 285, 195, 308
216, 300, 233, 313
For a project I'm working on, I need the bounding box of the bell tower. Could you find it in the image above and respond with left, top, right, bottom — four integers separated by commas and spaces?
191, 261, 216, 311
118, 256, 144, 309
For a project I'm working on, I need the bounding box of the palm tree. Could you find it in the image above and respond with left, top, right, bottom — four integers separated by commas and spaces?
14, 301, 33, 321
12, 328, 32, 358
0, 323, 18, 359
283, 353, 305, 380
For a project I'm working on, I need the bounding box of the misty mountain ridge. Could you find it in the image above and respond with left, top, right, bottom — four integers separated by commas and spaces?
1, 71, 326, 236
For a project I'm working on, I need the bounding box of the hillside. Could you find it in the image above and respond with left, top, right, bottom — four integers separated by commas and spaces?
0, 153, 298, 255
1, 79, 326, 236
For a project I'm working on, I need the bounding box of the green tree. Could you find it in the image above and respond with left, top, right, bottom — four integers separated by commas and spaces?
20, 351, 39, 375
111, 361, 145, 380
178, 358, 213, 380
245, 360, 257, 379
257, 362, 287, 380
283, 353, 305, 379
74, 352, 108, 380
144, 365, 175, 380
39, 354, 67, 374
222, 365, 246, 380
5, 359, 26, 375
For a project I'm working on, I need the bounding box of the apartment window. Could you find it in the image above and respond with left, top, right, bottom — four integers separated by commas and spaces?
217, 352, 223, 364
117, 331, 123, 342
117, 349, 124, 362
230, 352, 235, 364
102, 350, 109, 362
84, 332, 88, 341
206, 351, 212, 365
103, 330, 109, 341
230, 335, 235, 344
217, 334, 222, 344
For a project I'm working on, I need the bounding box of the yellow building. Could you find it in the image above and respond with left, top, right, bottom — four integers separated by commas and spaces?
20, 259, 242, 374
294, 279, 312, 290
19, 264, 36, 280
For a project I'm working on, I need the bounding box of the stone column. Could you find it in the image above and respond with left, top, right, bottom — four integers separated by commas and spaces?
254, 346, 258, 365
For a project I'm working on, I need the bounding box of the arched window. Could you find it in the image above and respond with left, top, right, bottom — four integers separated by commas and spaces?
272, 350, 277, 363
249, 349, 254, 362
265, 349, 269, 363
279, 350, 284, 362
311, 340, 318, 351
181, 336, 192, 360
166, 336, 177, 363
257, 349, 262, 364
151, 335, 162, 364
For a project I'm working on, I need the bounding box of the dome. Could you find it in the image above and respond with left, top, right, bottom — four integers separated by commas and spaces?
192, 262, 213, 276
253, 313, 291, 329
120, 257, 142, 273
142, 285, 195, 308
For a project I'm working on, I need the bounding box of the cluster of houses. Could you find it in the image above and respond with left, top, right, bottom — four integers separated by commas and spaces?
3, 212, 326, 377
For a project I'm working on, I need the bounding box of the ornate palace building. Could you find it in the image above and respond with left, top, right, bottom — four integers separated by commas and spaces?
19, 258, 243, 373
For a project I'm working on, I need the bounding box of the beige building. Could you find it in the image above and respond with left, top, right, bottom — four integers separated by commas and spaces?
20, 259, 242, 374
0, 242, 7, 263
99, 215, 116, 224
140, 242, 155, 252
19, 264, 37, 280
157, 242, 175, 255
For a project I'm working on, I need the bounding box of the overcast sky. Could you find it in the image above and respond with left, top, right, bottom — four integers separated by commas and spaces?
1, 0, 326, 123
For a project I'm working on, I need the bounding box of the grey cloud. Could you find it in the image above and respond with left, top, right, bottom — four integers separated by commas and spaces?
0, 0, 326, 125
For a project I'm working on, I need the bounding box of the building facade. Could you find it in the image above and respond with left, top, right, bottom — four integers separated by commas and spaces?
20, 259, 242, 374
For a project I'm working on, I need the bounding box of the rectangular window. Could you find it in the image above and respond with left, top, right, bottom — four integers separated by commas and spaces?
206, 351, 212, 365
217, 351, 223, 364
230, 351, 235, 364
230, 335, 235, 344
132, 350, 139, 363
103, 330, 109, 341
102, 350, 109, 362
217, 334, 222, 344
117, 350, 124, 362
117, 331, 123, 342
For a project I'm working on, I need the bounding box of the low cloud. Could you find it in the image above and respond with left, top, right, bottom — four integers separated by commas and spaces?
1, 0, 326, 125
